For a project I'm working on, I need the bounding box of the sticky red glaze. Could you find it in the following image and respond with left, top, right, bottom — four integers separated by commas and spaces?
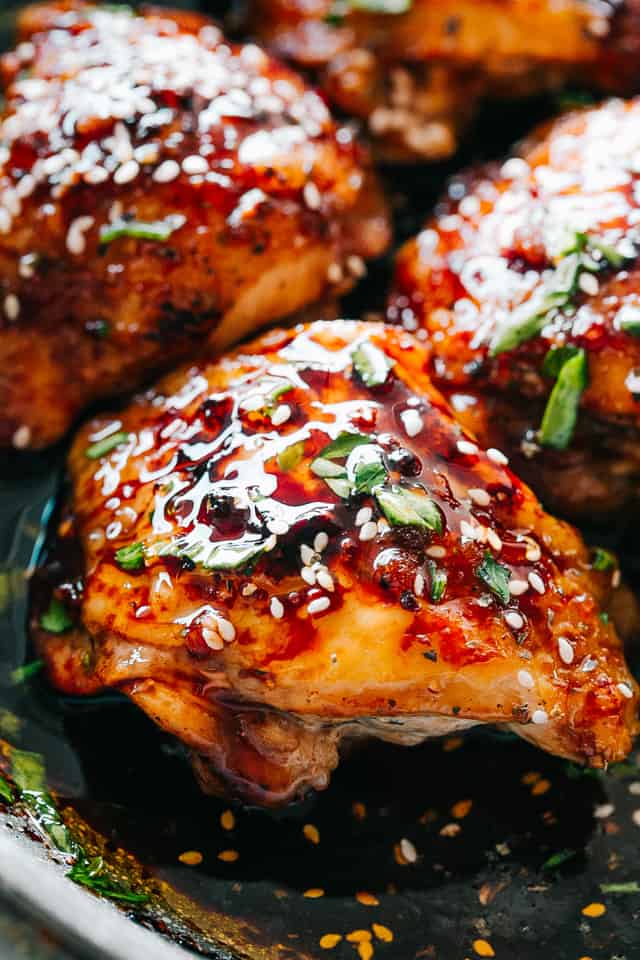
0, 1, 389, 448
33, 321, 638, 803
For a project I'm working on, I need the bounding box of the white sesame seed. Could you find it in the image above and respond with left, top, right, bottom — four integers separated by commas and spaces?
531, 709, 548, 725
528, 571, 545, 594
399, 838, 417, 863
242, 583, 257, 597
153, 159, 181, 183
612, 569, 621, 588
426, 545, 446, 559
303, 181, 321, 210
618, 682, 634, 699
113, 159, 140, 185
355, 507, 372, 527
327, 262, 343, 284
460, 521, 477, 541
517, 669, 534, 690
594, 803, 615, 819
359, 521, 378, 542
218, 618, 236, 643
468, 488, 491, 507
487, 447, 509, 465
301, 566, 316, 585
11, 424, 31, 449
509, 579, 529, 596
135, 605, 151, 619
578, 272, 599, 296
412, 573, 424, 597
632, 809, 640, 827
300, 544, 315, 566
457, 439, 478, 456
202, 629, 224, 651
580, 656, 598, 673
557, 636, 574, 665
267, 518, 289, 535
525, 543, 541, 563
505, 610, 524, 631
629, 782, 640, 796
377, 519, 390, 535
314, 532, 328, 553
270, 403, 291, 426
182, 154, 208, 175
66, 215, 95, 255
4, 294, 20, 320
316, 570, 334, 592
264, 534, 277, 552
347, 255, 366, 278
270, 597, 284, 619
308, 596, 331, 615
84, 166, 109, 185
400, 408, 423, 438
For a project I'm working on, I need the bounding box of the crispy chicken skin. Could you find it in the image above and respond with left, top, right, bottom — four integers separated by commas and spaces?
0, 2, 389, 450
33, 320, 638, 805
249, 0, 640, 160
389, 97, 640, 517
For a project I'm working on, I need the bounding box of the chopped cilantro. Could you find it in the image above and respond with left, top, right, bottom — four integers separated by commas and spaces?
538, 348, 588, 450
40, 598, 72, 634
12, 749, 78, 854
476, 552, 510, 605
592, 547, 616, 572
11, 660, 43, 685
427, 560, 447, 602
542, 345, 580, 379
99, 214, 185, 245
351, 341, 394, 388
316, 432, 371, 461
68, 856, 149, 904
85, 431, 130, 459
375, 486, 442, 532
542, 849, 576, 871
353, 457, 387, 495
600, 881, 640, 894
0, 776, 14, 804
114, 542, 145, 571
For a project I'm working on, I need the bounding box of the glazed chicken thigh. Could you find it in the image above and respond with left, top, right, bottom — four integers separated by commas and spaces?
34, 320, 638, 806
0, 1, 389, 449
250, 0, 640, 160
390, 97, 640, 517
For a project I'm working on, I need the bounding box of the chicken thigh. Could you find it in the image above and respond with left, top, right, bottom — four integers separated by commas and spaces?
0, 1, 389, 449
249, 0, 640, 160
33, 320, 638, 805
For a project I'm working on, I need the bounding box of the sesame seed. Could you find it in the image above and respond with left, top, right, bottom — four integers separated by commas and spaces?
579, 272, 599, 296
300, 544, 316, 566
355, 507, 372, 527
218, 849, 239, 862
618, 682, 634, 699
218, 618, 236, 643
377, 518, 389, 535
264, 534, 277, 552
4, 294, 20, 320
303, 823, 320, 844
518, 669, 534, 689
84, 166, 109, 185
113, 159, 140, 185
153, 159, 181, 183
319, 934, 342, 949
182, 154, 208, 175
267, 518, 289, 535
355, 891, 379, 906
66, 215, 94, 255
525, 543, 541, 562
304, 888, 325, 899
372, 924, 393, 943
414, 573, 425, 596
629, 782, 640, 795
612, 569, 621, 588
347, 255, 366, 278
509, 579, 529, 596
179, 850, 203, 866
220, 809, 235, 830
531, 709, 548, 725
271, 404, 291, 426
11, 425, 31, 449
528, 571, 545, 594
594, 803, 615, 818
426, 545, 446, 559
400, 408, 423, 438
460, 521, 477, 541
241, 583, 257, 597
487, 447, 509, 465
558, 636, 574, 665
327, 262, 343, 284
202, 629, 224, 651
399, 837, 417, 863
270, 597, 284, 619
314, 532, 328, 553
308, 596, 331, 615
468, 488, 491, 507
633, 809, 640, 827
316, 570, 334, 592
303, 181, 321, 210
457, 439, 478, 456
505, 610, 524, 631
359, 521, 378, 541
301, 566, 316, 585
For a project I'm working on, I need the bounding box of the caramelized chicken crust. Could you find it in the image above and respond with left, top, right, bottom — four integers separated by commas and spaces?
249, 0, 640, 160
389, 97, 640, 517
0, 1, 389, 450
33, 320, 638, 805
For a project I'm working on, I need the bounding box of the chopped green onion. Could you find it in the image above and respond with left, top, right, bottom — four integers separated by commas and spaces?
542, 849, 576, 872
11, 660, 43, 685
599, 611, 609, 624
311, 458, 347, 480
67, 856, 149, 904
375, 486, 442, 532
278, 441, 304, 472
99, 214, 185, 246
12, 749, 78, 854
542, 345, 580, 379
538, 348, 588, 450
592, 547, 617, 572
489, 310, 548, 357
40, 597, 72, 634
476, 552, 510, 605
615, 304, 640, 336
114, 542, 145, 571
351, 341, 394, 388
0, 776, 14, 804
351, 0, 412, 11
325, 477, 353, 499
600, 881, 640, 894
427, 560, 447, 602
85, 431, 130, 459
205, 540, 265, 571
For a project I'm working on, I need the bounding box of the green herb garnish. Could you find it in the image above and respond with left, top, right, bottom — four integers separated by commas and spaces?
278, 441, 304, 472
375, 486, 442, 532
11, 660, 43, 685
542, 849, 576, 872
600, 881, 640, 894
353, 457, 388, 495
68, 856, 149, 904
316, 432, 371, 461
0, 776, 14, 804
99, 214, 185, 246
325, 0, 411, 21
599, 611, 609, 624
615, 304, 640, 336
542, 345, 580, 379
351, 341, 394, 388
205, 540, 266, 572
40, 597, 72, 634
427, 560, 447, 602
114, 542, 145, 571
538, 348, 587, 450
476, 552, 510, 605
592, 547, 616, 572
12, 750, 78, 854
85, 431, 130, 459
